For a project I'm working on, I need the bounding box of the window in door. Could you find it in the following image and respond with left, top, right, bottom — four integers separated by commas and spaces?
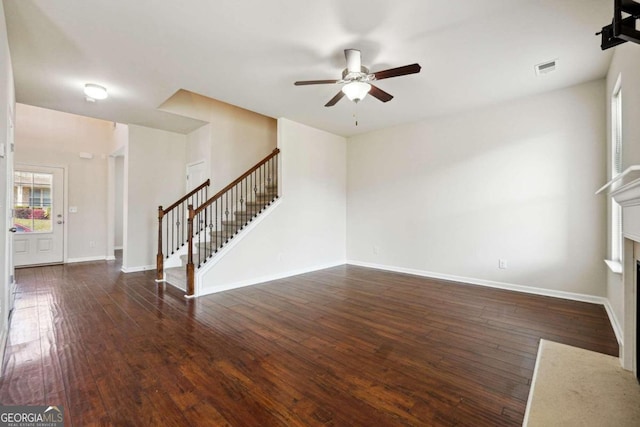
13, 170, 53, 233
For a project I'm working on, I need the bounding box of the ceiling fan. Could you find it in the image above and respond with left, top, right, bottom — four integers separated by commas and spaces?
294, 49, 421, 107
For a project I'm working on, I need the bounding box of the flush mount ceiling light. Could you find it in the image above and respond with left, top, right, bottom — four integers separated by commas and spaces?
84, 83, 108, 100
341, 81, 371, 103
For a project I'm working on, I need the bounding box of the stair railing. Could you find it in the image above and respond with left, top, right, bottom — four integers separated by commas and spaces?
157, 179, 210, 281
185, 148, 280, 296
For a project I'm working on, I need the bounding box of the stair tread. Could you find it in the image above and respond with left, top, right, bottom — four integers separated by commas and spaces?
163, 173, 278, 276
246, 198, 276, 206
164, 267, 186, 287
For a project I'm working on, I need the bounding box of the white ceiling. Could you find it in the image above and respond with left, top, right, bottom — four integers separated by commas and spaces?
3, 0, 614, 137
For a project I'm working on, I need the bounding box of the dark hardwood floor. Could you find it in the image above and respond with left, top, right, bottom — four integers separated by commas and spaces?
0, 257, 618, 426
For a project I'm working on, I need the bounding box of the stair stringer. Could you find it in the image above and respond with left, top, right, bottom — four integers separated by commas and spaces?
193, 198, 283, 297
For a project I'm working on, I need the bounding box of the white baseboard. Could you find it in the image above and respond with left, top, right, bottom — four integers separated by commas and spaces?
121, 264, 156, 273
198, 260, 345, 297
66, 256, 107, 264
347, 260, 609, 306
105, 255, 116, 261
523, 339, 545, 427
603, 299, 624, 347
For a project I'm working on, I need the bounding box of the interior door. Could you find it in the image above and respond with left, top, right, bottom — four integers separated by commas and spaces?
1, 107, 13, 321
6, 112, 15, 311
186, 160, 207, 192
13, 165, 64, 267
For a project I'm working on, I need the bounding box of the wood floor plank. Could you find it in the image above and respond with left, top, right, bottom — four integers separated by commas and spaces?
0, 258, 619, 426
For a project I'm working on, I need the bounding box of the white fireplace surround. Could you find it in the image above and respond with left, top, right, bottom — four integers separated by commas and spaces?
599, 165, 640, 375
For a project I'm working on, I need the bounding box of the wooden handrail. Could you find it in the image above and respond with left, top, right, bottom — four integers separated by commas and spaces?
184, 148, 280, 296
157, 178, 210, 282
194, 149, 279, 216
161, 179, 210, 215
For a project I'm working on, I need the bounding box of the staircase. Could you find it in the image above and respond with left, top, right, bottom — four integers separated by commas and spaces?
157, 149, 280, 296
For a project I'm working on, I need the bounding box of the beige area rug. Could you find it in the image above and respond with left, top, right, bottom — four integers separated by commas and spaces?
524, 339, 640, 426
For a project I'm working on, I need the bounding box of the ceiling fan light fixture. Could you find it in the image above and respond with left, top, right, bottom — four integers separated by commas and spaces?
342, 81, 371, 103
84, 83, 108, 100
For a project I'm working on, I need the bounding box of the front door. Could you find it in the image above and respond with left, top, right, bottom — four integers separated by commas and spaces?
13, 165, 64, 267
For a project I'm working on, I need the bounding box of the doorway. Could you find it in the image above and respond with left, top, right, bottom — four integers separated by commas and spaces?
13, 164, 65, 267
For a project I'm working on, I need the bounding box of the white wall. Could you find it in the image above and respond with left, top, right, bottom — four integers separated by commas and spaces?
124, 124, 186, 271
161, 90, 276, 193
14, 104, 123, 262
347, 80, 607, 298
186, 123, 211, 185
0, 0, 15, 365
605, 43, 640, 350
198, 118, 346, 295
114, 155, 124, 248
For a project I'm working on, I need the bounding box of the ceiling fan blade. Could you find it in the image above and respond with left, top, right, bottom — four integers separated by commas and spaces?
345, 49, 362, 73
373, 63, 421, 80
369, 84, 394, 103
294, 79, 340, 86
325, 91, 345, 107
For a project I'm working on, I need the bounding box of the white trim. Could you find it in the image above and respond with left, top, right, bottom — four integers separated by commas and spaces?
66, 256, 108, 264
523, 339, 545, 427
0, 325, 7, 374
105, 255, 116, 261
611, 175, 640, 207
346, 260, 609, 305
121, 264, 156, 273
596, 165, 640, 194
603, 298, 624, 347
114, 246, 123, 250
198, 260, 345, 297
63, 166, 69, 263
195, 198, 283, 295
624, 231, 640, 242
107, 155, 115, 261
14, 163, 68, 265
604, 259, 623, 274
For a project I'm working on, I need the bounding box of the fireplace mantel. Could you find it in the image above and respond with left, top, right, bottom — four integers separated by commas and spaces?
611, 177, 640, 207
597, 165, 640, 206
597, 165, 640, 374
598, 165, 640, 243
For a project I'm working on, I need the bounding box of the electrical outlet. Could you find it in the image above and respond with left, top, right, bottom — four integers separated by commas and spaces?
89, 241, 96, 248
373, 245, 379, 254
498, 259, 508, 269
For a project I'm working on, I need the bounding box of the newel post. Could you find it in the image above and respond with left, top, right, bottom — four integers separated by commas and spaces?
186, 204, 195, 297
156, 206, 164, 281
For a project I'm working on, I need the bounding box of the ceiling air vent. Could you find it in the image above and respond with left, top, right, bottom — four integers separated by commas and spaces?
535, 59, 557, 76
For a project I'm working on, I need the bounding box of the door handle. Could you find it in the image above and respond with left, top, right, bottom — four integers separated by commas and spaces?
9, 227, 17, 233
56, 220, 64, 224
